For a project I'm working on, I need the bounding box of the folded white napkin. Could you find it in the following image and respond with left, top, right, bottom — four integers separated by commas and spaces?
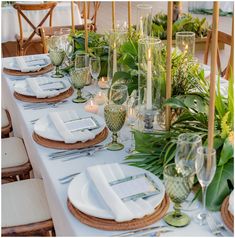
49, 111, 95, 143
16, 57, 41, 72
26, 78, 60, 98
87, 163, 155, 222
228, 190, 234, 215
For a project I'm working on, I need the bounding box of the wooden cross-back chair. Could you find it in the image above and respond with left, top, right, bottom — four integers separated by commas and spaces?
76, 1, 101, 31
204, 30, 233, 80
39, 25, 86, 53
13, 2, 57, 56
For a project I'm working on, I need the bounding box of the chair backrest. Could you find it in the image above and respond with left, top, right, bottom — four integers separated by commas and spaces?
204, 30, 232, 80
76, 1, 101, 31
13, 2, 57, 51
39, 25, 85, 53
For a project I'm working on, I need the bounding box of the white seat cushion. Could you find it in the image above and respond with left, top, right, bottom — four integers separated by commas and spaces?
2, 108, 10, 128
2, 137, 29, 168
2, 179, 52, 227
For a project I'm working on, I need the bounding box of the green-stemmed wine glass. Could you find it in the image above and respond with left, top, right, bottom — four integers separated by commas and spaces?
69, 68, 89, 103
104, 104, 126, 151
163, 163, 194, 227
47, 36, 66, 78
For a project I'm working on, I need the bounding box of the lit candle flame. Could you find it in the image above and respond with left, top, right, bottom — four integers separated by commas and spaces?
185, 44, 188, 52
147, 48, 151, 61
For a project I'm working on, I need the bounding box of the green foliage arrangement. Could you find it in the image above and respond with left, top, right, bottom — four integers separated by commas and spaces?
152, 13, 210, 40
113, 36, 206, 98
111, 27, 233, 211
125, 76, 234, 211
64, 30, 109, 77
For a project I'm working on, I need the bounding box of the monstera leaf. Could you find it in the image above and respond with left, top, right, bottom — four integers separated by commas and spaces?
206, 160, 234, 211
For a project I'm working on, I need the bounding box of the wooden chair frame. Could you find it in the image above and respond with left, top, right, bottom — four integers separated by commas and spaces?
1, 110, 12, 138
2, 219, 55, 236
77, 1, 101, 31
2, 162, 32, 182
204, 30, 232, 80
13, 2, 57, 56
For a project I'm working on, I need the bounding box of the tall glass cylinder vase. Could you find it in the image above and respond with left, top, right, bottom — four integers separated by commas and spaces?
136, 4, 152, 37
107, 30, 127, 85
138, 37, 165, 132
176, 32, 195, 57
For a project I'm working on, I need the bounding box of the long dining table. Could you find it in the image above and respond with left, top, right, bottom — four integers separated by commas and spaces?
1, 54, 233, 237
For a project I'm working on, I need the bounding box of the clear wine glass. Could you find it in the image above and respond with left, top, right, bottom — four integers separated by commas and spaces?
175, 133, 202, 211
124, 93, 139, 153
195, 146, 216, 225
65, 37, 74, 65
89, 56, 101, 86
109, 83, 128, 105
175, 133, 202, 175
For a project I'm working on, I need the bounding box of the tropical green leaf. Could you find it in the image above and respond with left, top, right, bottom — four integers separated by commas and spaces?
206, 160, 234, 211
218, 138, 234, 166
215, 75, 225, 119
112, 71, 130, 85
164, 98, 188, 109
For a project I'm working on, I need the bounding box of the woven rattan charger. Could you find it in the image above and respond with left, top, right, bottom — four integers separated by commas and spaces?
3, 64, 53, 76
221, 196, 234, 232
14, 87, 74, 103
67, 194, 170, 231
33, 127, 108, 150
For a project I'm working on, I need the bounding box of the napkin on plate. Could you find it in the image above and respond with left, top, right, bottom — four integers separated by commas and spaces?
87, 163, 155, 222
49, 111, 96, 144
15, 57, 41, 72
228, 190, 234, 215
26, 77, 60, 98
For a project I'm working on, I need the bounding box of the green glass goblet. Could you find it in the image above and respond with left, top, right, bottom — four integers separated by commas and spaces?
163, 163, 194, 227
49, 48, 65, 78
104, 104, 126, 151
69, 68, 89, 103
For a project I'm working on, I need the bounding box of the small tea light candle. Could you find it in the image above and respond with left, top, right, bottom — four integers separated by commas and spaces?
98, 77, 109, 89
94, 91, 106, 105
84, 100, 99, 114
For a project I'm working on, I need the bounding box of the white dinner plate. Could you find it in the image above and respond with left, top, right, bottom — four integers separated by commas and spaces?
34, 111, 106, 142
68, 164, 165, 220
14, 77, 71, 97
3, 55, 51, 71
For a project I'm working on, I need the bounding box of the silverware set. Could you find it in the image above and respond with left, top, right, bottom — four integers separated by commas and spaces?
111, 225, 173, 237
23, 100, 68, 110
206, 213, 227, 236
59, 172, 81, 184
48, 144, 106, 161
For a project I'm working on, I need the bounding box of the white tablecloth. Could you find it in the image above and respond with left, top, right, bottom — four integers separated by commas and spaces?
1, 2, 82, 43
1, 55, 233, 236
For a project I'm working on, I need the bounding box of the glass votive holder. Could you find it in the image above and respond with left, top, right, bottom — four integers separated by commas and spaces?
84, 99, 99, 114
94, 91, 107, 105
175, 32, 195, 57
